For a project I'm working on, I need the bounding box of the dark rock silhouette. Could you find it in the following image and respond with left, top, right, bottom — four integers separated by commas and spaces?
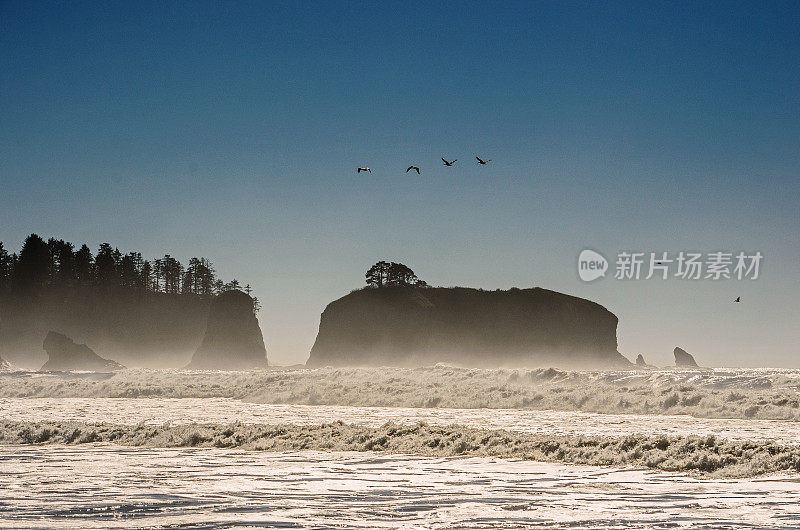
307, 287, 631, 369
41, 331, 125, 371
635, 354, 647, 366
185, 290, 267, 370
0, 292, 211, 368
674, 347, 699, 367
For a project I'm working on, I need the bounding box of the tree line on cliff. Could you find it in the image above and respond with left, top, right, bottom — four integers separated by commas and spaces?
365, 261, 428, 288
0, 234, 258, 308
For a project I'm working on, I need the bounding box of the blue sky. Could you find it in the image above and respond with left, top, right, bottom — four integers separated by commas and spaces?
1, 1, 798, 366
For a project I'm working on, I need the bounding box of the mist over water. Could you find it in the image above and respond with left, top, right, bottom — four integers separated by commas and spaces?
2, 366, 798, 420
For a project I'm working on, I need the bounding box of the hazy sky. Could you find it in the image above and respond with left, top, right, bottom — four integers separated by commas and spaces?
2, 1, 798, 366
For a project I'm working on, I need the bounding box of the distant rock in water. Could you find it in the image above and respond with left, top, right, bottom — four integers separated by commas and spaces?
674, 347, 699, 368
0, 291, 212, 368
635, 354, 647, 366
307, 287, 631, 369
41, 331, 125, 371
185, 290, 267, 370
0, 355, 9, 370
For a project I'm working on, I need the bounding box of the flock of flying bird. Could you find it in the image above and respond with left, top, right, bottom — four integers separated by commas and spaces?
356, 157, 744, 304
357, 156, 492, 174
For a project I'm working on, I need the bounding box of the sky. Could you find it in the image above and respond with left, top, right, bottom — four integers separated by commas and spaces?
1, 1, 798, 366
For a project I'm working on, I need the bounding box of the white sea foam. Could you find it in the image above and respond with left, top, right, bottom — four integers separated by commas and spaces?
3, 397, 800, 445
2, 366, 799, 420
3, 446, 799, 528
3, 366, 800, 525
2, 419, 800, 477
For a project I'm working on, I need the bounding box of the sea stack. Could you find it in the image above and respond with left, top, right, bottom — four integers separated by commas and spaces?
635, 354, 647, 367
185, 290, 268, 370
41, 331, 125, 371
674, 347, 699, 368
307, 286, 630, 369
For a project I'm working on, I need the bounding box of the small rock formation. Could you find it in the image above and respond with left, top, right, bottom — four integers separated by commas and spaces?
307, 287, 630, 369
0, 355, 9, 370
185, 290, 268, 370
674, 347, 699, 368
41, 331, 125, 371
635, 354, 647, 367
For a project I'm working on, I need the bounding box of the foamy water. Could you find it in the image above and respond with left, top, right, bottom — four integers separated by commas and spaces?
2, 446, 800, 528
3, 397, 800, 445
3, 368, 800, 527
3, 366, 800, 420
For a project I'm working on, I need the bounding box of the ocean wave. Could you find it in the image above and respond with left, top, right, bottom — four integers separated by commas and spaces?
3, 366, 800, 421
2, 419, 799, 478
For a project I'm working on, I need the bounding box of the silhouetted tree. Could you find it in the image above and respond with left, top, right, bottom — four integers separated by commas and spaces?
74, 244, 94, 286
49, 239, 76, 289
95, 243, 117, 288
13, 234, 51, 291
153, 258, 163, 292
160, 255, 183, 294
196, 258, 216, 295
182, 261, 195, 294
183, 258, 198, 294
0, 242, 11, 289
366, 261, 423, 288
140, 260, 153, 292
366, 261, 391, 287
0, 235, 250, 300
387, 262, 418, 286
118, 253, 141, 290
183, 257, 215, 295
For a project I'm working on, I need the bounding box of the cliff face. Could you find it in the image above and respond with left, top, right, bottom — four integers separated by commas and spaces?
0, 291, 210, 368
307, 287, 630, 368
185, 290, 268, 370
41, 331, 125, 371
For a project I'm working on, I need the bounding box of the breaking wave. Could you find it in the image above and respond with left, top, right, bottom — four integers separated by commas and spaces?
2, 366, 800, 421
2, 419, 800, 478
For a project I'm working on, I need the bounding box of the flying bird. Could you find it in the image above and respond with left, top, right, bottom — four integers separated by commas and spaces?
357, 167, 371, 173
476, 156, 491, 165
406, 166, 420, 174
442, 158, 456, 166
734, 296, 740, 302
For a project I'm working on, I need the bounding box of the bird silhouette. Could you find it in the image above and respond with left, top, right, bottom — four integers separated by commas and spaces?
442, 158, 456, 166
406, 166, 420, 174
734, 296, 741, 302
357, 167, 371, 173
476, 156, 491, 165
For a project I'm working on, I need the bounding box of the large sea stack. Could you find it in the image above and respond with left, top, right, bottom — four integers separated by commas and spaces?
185, 290, 268, 370
307, 287, 630, 368
41, 331, 125, 371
